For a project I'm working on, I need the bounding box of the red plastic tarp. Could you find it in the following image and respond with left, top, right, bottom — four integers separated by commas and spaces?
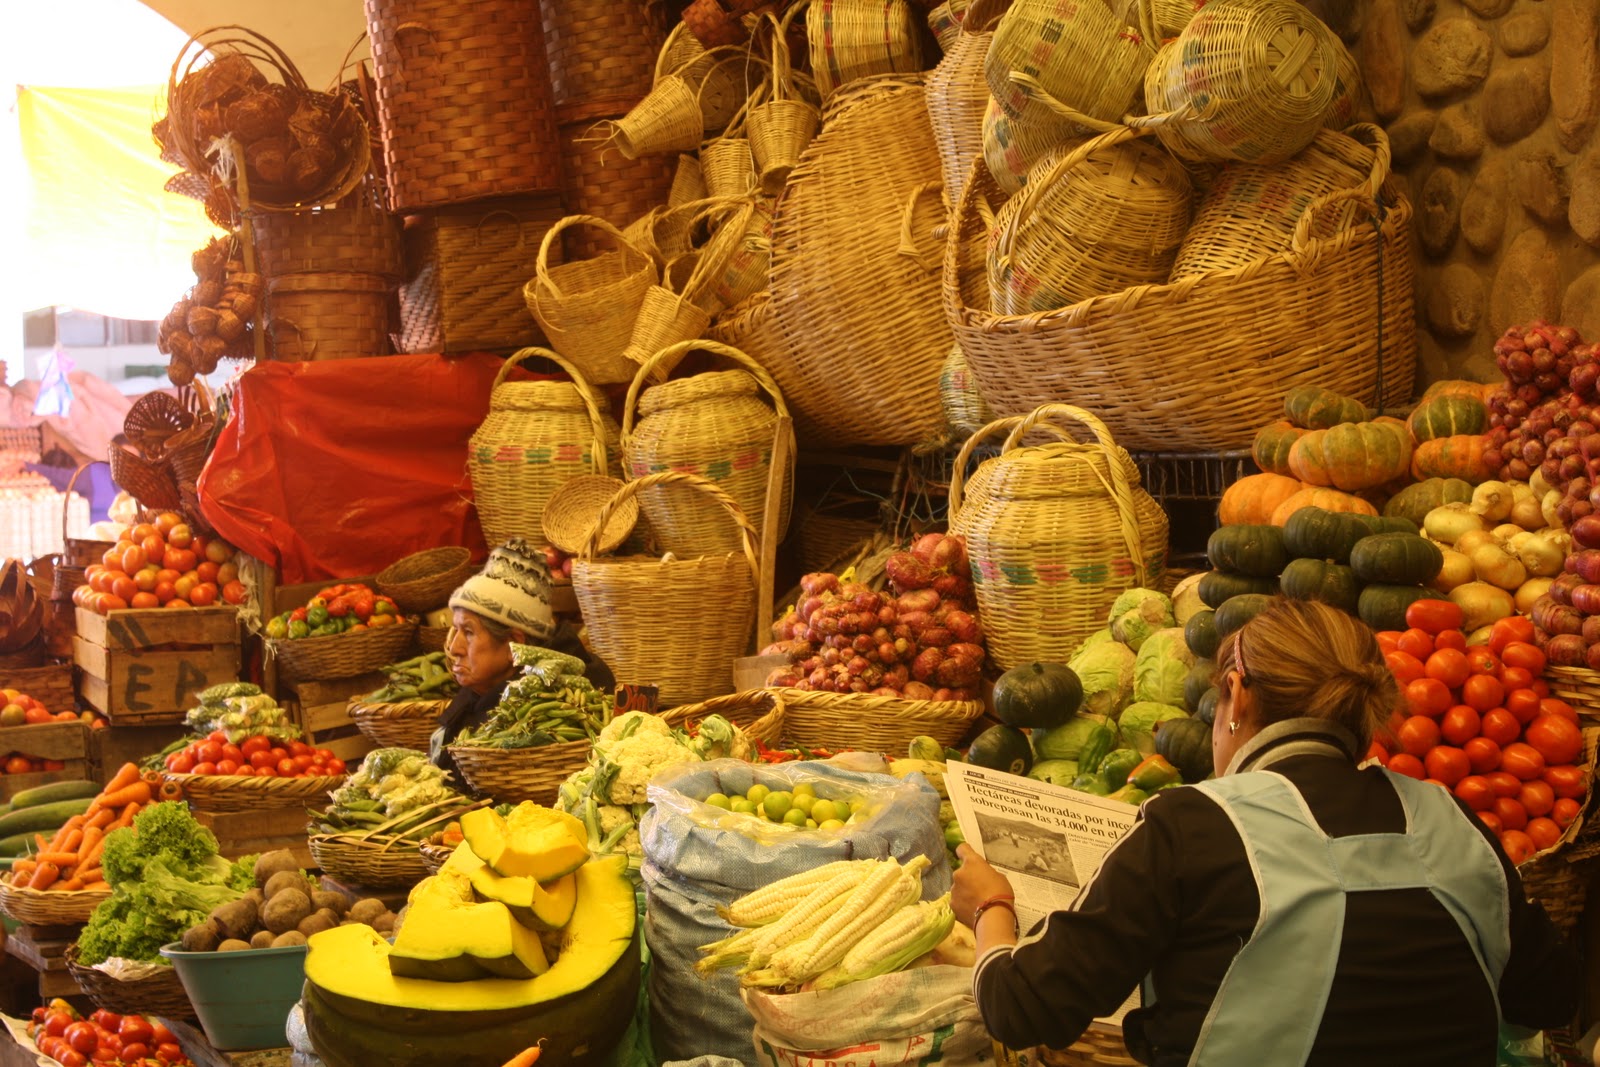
198, 353, 539, 584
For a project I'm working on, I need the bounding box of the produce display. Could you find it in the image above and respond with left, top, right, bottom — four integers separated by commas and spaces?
150, 683, 347, 777
1531, 520, 1600, 667
264, 582, 406, 639
1370, 603, 1587, 866
0, 780, 102, 877
363, 651, 461, 703
72, 513, 241, 613
26, 1001, 190, 1067
764, 533, 986, 701
455, 647, 609, 748
0, 689, 106, 729
886, 736, 966, 870
179, 849, 398, 951
317, 748, 468, 835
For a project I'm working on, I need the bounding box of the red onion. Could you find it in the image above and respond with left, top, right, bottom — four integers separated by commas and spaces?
1534, 348, 1558, 374
1547, 633, 1588, 666
1552, 572, 1584, 604
1571, 584, 1600, 615
1519, 383, 1546, 405
1507, 351, 1535, 381
1508, 459, 1532, 481
1566, 549, 1600, 582
1533, 597, 1585, 635
1572, 364, 1600, 398
1572, 513, 1600, 550
903, 681, 936, 700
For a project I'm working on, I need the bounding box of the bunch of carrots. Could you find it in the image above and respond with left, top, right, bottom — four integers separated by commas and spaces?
9, 764, 168, 892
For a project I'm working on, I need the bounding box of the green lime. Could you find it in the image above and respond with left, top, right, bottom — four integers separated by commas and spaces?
791, 782, 815, 797
805, 818, 818, 829
818, 818, 845, 831
791, 793, 816, 815
747, 783, 771, 805
783, 808, 808, 827
762, 791, 793, 820
730, 799, 757, 815
705, 793, 732, 810
809, 799, 838, 824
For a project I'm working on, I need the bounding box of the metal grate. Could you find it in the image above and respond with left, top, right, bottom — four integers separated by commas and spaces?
1130, 450, 1254, 507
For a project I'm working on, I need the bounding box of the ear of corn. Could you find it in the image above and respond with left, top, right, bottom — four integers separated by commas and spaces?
812, 895, 955, 991
698, 862, 877, 975
768, 855, 930, 986
718, 859, 866, 927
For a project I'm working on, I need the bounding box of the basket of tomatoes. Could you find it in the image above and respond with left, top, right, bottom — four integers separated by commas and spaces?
263, 582, 418, 684
1372, 602, 1596, 935
26, 1000, 193, 1066
162, 731, 349, 814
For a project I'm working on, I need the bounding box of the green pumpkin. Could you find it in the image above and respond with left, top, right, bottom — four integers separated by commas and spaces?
1206, 524, 1289, 578
1284, 385, 1369, 430
1382, 478, 1475, 528
1407, 393, 1487, 442
992, 662, 1084, 729
1183, 660, 1217, 710
1196, 687, 1220, 725
1213, 593, 1275, 638
1184, 609, 1220, 658
1252, 421, 1307, 477
1154, 716, 1214, 784
1357, 585, 1446, 632
1278, 558, 1362, 614
967, 724, 1034, 777
1281, 506, 1369, 563
1198, 571, 1279, 609
1351, 514, 1420, 536
1349, 532, 1445, 585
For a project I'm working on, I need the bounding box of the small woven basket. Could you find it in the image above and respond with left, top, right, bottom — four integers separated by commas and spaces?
65, 945, 195, 1020
525, 215, 658, 387
670, 155, 709, 206
164, 772, 345, 815
266, 272, 391, 361
417, 625, 450, 652
807, 0, 924, 99
250, 201, 402, 280
776, 688, 986, 751
123, 392, 190, 459
926, 0, 1008, 207
348, 698, 449, 750
447, 739, 594, 806
109, 445, 182, 512
660, 688, 788, 744
0, 883, 112, 926
268, 621, 419, 686
375, 546, 473, 614
571, 472, 760, 708
418, 841, 454, 874
985, 0, 1153, 130
542, 475, 639, 557
605, 48, 746, 159
749, 12, 820, 196
308, 833, 430, 889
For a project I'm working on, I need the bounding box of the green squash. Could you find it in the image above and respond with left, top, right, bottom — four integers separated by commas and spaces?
1252, 421, 1307, 476
1154, 717, 1214, 784
1281, 506, 1368, 563
967, 724, 1034, 777
1182, 661, 1217, 711
1349, 532, 1445, 585
1382, 478, 1474, 528
1184, 609, 1220, 658
1352, 514, 1420, 536
1205, 524, 1289, 578
387, 871, 550, 981
1278, 558, 1362, 614
1358, 584, 1446, 632
1285, 385, 1369, 430
1197, 571, 1279, 609
1196, 687, 1220, 725
1213, 593, 1275, 638
991, 662, 1083, 729
1407, 393, 1487, 442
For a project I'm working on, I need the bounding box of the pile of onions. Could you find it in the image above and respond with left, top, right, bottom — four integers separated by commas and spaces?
1532, 515, 1600, 668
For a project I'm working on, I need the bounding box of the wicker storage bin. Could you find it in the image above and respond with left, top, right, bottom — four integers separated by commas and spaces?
944, 155, 1416, 453
768, 75, 954, 447
986, 0, 1152, 130
1171, 125, 1384, 281
468, 347, 621, 548
165, 772, 345, 814
349, 697, 448, 749
778, 688, 985, 751
65, 945, 194, 1020
0, 883, 111, 926
376, 546, 473, 614
926, 0, 1008, 208
556, 122, 676, 262
1, 661, 75, 712
266, 271, 391, 361
526, 216, 657, 387
448, 739, 592, 806
395, 194, 564, 355
250, 202, 402, 281
807, 0, 924, 99
364, 0, 561, 212
949, 405, 1169, 669
660, 689, 787, 744
540, 0, 666, 111
622, 339, 794, 557
1144, 0, 1342, 166
992, 1025, 1133, 1067
989, 127, 1192, 316
571, 472, 758, 708
308, 833, 430, 889
268, 622, 418, 686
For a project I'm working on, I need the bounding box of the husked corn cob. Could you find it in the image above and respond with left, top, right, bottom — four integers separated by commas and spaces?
764, 855, 930, 986
698, 862, 878, 975
719, 860, 865, 927
813, 895, 955, 991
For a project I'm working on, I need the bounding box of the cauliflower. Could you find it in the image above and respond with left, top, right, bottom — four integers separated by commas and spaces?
686, 715, 754, 762
597, 804, 642, 857
595, 721, 696, 805
598, 710, 672, 745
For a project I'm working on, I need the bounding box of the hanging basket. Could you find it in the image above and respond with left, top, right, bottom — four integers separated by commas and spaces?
571, 472, 759, 708
748, 11, 819, 195
604, 49, 747, 159
524, 215, 658, 386
109, 445, 182, 513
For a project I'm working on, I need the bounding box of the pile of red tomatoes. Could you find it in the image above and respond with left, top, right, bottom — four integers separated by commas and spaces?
28, 1002, 190, 1066
164, 731, 347, 778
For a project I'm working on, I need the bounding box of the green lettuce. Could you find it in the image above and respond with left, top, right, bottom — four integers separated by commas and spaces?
1119, 703, 1190, 755
1068, 639, 1136, 717
1133, 628, 1198, 707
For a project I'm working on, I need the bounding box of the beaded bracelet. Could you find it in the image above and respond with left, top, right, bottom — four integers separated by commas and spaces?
972, 893, 1018, 934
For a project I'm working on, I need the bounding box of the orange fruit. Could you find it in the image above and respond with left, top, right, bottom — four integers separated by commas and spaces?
154, 512, 183, 536
131, 592, 160, 610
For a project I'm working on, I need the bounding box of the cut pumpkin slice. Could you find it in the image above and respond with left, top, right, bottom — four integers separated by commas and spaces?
443, 842, 578, 931
460, 805, 588, 883
387, 869, 550, 982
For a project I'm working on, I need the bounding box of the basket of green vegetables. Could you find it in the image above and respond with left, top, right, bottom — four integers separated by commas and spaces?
447, 645, 612, 806
347, 652, 461, 750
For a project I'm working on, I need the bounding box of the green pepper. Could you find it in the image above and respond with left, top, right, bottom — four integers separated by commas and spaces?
1128, 754, 1182, 792
1154, 781, 1184, 792
307, 605, 331, 627
288, 619, 311, 639
1107, 783, 1150, 805
1069, 772, 1110, 796
1076, 723, 1116, 777
1097, 748, 1143, 791
311, 622, 339, 637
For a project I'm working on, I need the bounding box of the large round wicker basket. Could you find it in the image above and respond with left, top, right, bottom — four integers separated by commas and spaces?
268, 621, 418, 685
65, 944, 195, 1019
307, 833, 430, 890
0, 882, 111, 926
775, 688, 985, 752
660, 689, 787, 745
447, 739, 593, 807
165, 772, 345, 815
348, 698, 448, 750
375, 546, 473, 614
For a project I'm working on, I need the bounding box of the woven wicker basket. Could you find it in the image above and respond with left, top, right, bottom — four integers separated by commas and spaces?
926, 0, 1008, 208
989, 126, 1192, 316
670, 155, 709, 206
467, 347, 620, 548
110, 444, 182, 512
622, 339, 794, 557
556, 122, 677, 262
1518, 727, 1600, 937
949, 405, 1169, 668
768, 75, 954, 447
778, 688, 985, 751
605, 48, 747, 159
992, 1025, 1133, 1067
447, 739, 593, 806
364, 0, 561, 211
165, 772, 345, 814
250, 201, 402, 280
1543, 666, 1600, 717
0, 882, 111, 926
395, 195, 564, 356
807, 0, 924, 99
65, 945, 195, 1020
749, 12, 819, 196
308, 832, 430, 889
268, 621, 418, 686
376, 546, 473, 614
417, 625, 450, 653
267, 271, 391, 361
542, 475, 639, 557
1324, 36, 1365, 132
986, 0, 1152, 131
571, 472, 759, 708
539, 0, 666, 110
941, 343, 994, 437
418, 841, 454, 874
526, 216, 657, 387
2, 661, 75, 713
349, 698, 448, 750
61, 464, 116, 574
944, 154, 1416, 453
660, 688, 787, 744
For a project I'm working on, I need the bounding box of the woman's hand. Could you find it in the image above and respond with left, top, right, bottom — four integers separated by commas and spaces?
952, 843, 1015, 928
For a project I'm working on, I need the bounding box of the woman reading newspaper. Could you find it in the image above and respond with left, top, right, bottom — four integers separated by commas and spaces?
952, 598, 1579, 1066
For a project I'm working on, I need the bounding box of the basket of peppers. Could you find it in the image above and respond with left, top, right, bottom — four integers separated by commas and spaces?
264, 582, 418, 684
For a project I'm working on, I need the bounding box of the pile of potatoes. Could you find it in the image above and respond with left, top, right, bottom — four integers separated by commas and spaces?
180, 850, 398, 953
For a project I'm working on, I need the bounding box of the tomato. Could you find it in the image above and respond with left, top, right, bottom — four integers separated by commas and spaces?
1434, 629, 1468, 652
255, 763, 278, 777
1440, 705, 1481, 745
1424, 648, 1471, 689
1407, 601, 1465, 634
326, 757, 346, 775
169, 753, 196, 774
1396, 628, 1435, 660
1527, 816, 1563, 852
1501, 666, 1534, 692
1504, 688, 1542, 724
97, 1032, 121, 1056
1494, 796, 1529, 831
1553, 797, 1582, 828
1500, 641, 1547, 674
1543, 764, 1589, 799
65, 1021, 97, 1054
1387, 753, 1425, 779
1424, 746, 1470, 786
192, 761, 217, 776
1405, 678, 1453, 718
119, 1017, 153, 1046
220, 743, 243, 764
248, 750, 276, 770
1489, 615, 1537, 653
1364, 740, 1390, 764
56, 1051, 87, 1067
1478, 810, 1504, 834
1525, 713, 1583, 765
1463, 736, 1503, 773
240, 735, 271, 757
1376, 631, 1402, 654
1384, 651, 1426, 686
120, 1043, 149, 1060
292, 754, 316, 772
45, 1012, 71, 1037
289, 740, 312, 757
1500, 829, 1536, 865
1501, 742, 1548, 781
215, 759, 240, 776
1518, 779, 1556, 817
314, 748, 336, 761
1532, 679, 1551, 698
90, 1012, 120, 1032
269, 747, 288, 762
277, 758, 299, 776
1486, 770, 1523, 798
1459, 674, 1504, 713
156, 1042, 184, 1062
1455, 775, 1497, 811
1481, 708, 1521, 746
197, 740, 223, 764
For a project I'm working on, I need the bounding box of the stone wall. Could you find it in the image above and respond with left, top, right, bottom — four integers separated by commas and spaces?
1355, 0, 1600, 386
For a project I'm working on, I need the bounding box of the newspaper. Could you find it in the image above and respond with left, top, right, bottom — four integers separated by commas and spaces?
945, 760, 1142, 1025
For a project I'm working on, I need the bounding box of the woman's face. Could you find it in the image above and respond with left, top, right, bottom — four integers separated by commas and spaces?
446, 609, 518, 693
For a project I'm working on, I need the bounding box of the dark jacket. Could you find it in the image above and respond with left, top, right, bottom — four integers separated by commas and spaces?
972, 719, 1581, 1066
429, 682, 508, 791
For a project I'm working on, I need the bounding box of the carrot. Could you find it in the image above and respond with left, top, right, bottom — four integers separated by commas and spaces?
87, 808, 115, 831
500, 1045, 544, 1067
56, 827, 83, 855
140, 769, 163, 788
102, 762, 141, 797
28, 862, 59, 890
12, 858, 36, 876
33, 833, 48, 853
97, 781, 152, 811
74, 866, 100, 885
82, 834, 106, 867
113, 801, 140, 829
35, 852, 79, 869
77, 825, 102, 863
81, 881, 109, 892
57, 877, 83, 892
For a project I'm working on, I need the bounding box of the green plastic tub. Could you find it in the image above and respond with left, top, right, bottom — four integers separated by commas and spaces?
160, 941, 308, 1050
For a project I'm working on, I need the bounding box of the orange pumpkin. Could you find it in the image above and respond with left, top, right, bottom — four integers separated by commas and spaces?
1287, 419, 1413, 491
1410, 434, 1497, 484
1219, 473, 1309, 526
1252, 421, 1306, 477
1268, 487, 1379, 526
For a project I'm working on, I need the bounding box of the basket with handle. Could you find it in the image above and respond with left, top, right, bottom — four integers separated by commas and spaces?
525, 215, 658, 387
807, 0, 925, 99
618, 247, 720, 368
702, 198, 774, 314
571, 471, 760, 708
603, 48, 748, 159
948, 404, 1170, 669
660, 688, 788, 745
375, 545, 473, 614
985, 0, 1153, 132
701, 84, 761, 198
943, 151, 1416, 453
539, 0, 667, 111
57, 465, 115, 594
983, 95, 1084, 197
749, 11, 820, 196
622, 338, 795, 558
109, 444, 182, 512
554, 121, 677, 261
467, 347, 621, 548
669, 154, 709, 206
988, 124, 1192, 316
776, 688, 985, 751
925, 0, 1011, 207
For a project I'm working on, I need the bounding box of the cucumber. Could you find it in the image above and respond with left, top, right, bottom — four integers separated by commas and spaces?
0, 833, 37, 857
0, 799, 94, 840
9, 781, 101, 809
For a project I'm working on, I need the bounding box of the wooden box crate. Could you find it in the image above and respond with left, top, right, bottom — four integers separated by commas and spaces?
286, 673, 386, 764
194, 808, 314, 871
4, 922, 83, 999
74, 607, 240, 724
0, 721, 93, 799
91, 724, 190, 784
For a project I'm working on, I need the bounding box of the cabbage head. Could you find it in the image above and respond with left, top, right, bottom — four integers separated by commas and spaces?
1107, 588, 1173, 628
1171, 574, 1207, 625
1119, 703, 1189, 755
1111, 592, 1175, 651
1032, 716, 1113, 762
1028, 759, 1080, 787
1068, 640, 1135, 718
1133, 628, 1197, 707
1069, 628, 1115, 660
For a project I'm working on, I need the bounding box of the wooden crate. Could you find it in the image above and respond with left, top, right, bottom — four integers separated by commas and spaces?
0, 722, 93, 796
4, 922, 83, 999
285, 674, 384, 764
75, 606, 237, 651
91, 724, 191, 784
193, 808, 314, 871
75, 639, 239, 724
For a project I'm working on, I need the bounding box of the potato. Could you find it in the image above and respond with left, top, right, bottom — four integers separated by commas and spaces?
262, 888, 313, 934
311, 890, 349, 917
298, 910, 337, 937
271, 930, 307, 948
264, 870, 308, 900
210, 897, 259, 942
370, 911, 396, 934
243, 887, 265, 910
254, 850, 301, 889
218, 939, 252, 952
182, 919, 221, 953
348, 898, 388, 926
250, 930, 275, 949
